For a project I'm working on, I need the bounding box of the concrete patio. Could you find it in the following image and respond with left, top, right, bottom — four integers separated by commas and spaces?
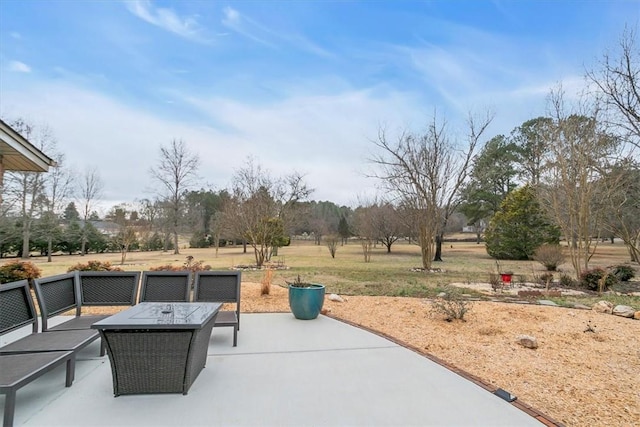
2, 313, 545, 426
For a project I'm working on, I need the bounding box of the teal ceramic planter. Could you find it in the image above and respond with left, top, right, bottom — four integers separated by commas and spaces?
288, 283, 325, 320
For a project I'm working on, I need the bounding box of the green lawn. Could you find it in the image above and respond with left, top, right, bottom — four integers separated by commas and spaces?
16, 238, 640, 309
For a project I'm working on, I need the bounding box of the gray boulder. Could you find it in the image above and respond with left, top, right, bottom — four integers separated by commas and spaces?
516, 334, 538, 349
612, 305, 635, 318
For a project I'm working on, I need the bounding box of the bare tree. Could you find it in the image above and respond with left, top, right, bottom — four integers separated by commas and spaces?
77, 167, 103, 255
586, 25, 640, 150
600, 159, 640, 263
352, 203, 377, 263
41, 153, 73, 261
223, 157, 311, 267
370, 111, 492, 269
106, 204, 138, 264
149, 139, 200, 254
539, 87, 622, 276
324, 235, 339, 258
3, 119, 56, 258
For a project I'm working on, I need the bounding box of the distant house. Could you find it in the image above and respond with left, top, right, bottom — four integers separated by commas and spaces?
87, 220, 120, 237
0, 118, 57, 202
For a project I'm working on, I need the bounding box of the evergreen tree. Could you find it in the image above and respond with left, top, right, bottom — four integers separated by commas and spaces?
338, 215, 351, 244
485, 185, 560, 260
63, 202, 81, 221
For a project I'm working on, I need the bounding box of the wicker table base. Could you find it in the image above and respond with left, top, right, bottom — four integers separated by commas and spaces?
93, 302, 220, 396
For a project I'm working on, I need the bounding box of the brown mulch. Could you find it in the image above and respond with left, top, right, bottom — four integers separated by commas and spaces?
85, 282, 640, 427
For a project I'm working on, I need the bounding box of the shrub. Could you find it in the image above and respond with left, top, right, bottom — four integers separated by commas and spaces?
150, 256, 212, 286
430, 285, 473, 321
67, 260, 122, 272
515, 275, 527, 286
149, 264, 183, 272
0, 260, 42, 284
537, 272, 554, 286
533, 244, 566, 271
579, 268, 619, 292
189, 231, 211, 248
488, 273, 502, 292
611, 264, 635, 282
558, 274, 577, 288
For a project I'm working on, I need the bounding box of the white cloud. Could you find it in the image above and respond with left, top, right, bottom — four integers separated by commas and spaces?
125, 0, 208, 42
1, 77, 420, 208
178, 83, 424, 203
8, 60, 31, 73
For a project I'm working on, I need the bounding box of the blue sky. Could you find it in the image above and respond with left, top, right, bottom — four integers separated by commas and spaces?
1, 0, 638, 211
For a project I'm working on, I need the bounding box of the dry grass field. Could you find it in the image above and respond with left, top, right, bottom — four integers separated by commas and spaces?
7, 239, 640, 426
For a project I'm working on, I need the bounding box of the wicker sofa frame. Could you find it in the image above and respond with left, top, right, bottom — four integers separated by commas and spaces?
139, 271, 191, 302
193, 271, 241, 346
0, 280, 98, 427
32, 271, 140, 356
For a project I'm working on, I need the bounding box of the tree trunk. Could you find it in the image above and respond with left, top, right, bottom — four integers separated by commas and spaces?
120, 245, 128, 264
173, 230, 179, 255
47, 238, 53, 262
21, 226, 30, 259
433, 233, 444, 262
418, 224, 432, 270
254, 246, 265, 267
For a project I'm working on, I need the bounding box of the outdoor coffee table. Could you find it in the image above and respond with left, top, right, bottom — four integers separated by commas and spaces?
92, 302, 221, 396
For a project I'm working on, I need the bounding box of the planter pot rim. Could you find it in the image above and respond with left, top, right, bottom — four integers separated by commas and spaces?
288, 283, 325, 289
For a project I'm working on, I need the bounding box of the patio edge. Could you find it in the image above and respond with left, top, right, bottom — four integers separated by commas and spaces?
325, 313, 566, 427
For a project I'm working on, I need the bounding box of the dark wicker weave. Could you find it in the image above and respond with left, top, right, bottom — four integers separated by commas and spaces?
139, 271, 191, 302
33, 272, 140, 356
78, 271, 140, 308
1, 351, 75, 427
93, 302, 219, 396
193, 271, 241, 346
33, 272, 105, 332
0, 280, 99, 356
0, 280, 38, 334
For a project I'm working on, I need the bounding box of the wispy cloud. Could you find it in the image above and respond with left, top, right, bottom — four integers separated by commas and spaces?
221, 6, 332, 57
125, 0, 208, 43
222, 6, 275, 47
8, 61, 31, 73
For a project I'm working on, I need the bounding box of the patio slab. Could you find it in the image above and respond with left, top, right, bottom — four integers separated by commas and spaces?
2, 313, 543, 426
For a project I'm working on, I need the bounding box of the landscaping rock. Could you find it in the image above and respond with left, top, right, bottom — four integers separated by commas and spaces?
612, 305, 635, 318
437, 292, 447, 298
516, 334, 538, 349
538, 300, 558, 306
573, 303, 591, 310
328, 293, 345, 302
592, 301, 614, 314
634, 311, 640, 320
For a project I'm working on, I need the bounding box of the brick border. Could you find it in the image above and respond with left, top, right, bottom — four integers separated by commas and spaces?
326, 313, 566, 427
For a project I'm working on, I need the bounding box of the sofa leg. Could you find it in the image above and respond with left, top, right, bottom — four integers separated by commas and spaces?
3, 389, 16, 427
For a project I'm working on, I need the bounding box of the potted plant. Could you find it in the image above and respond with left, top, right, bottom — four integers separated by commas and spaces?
495, 261, 514, 285
287, 275, 325, 320
500, 271, 514, 286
